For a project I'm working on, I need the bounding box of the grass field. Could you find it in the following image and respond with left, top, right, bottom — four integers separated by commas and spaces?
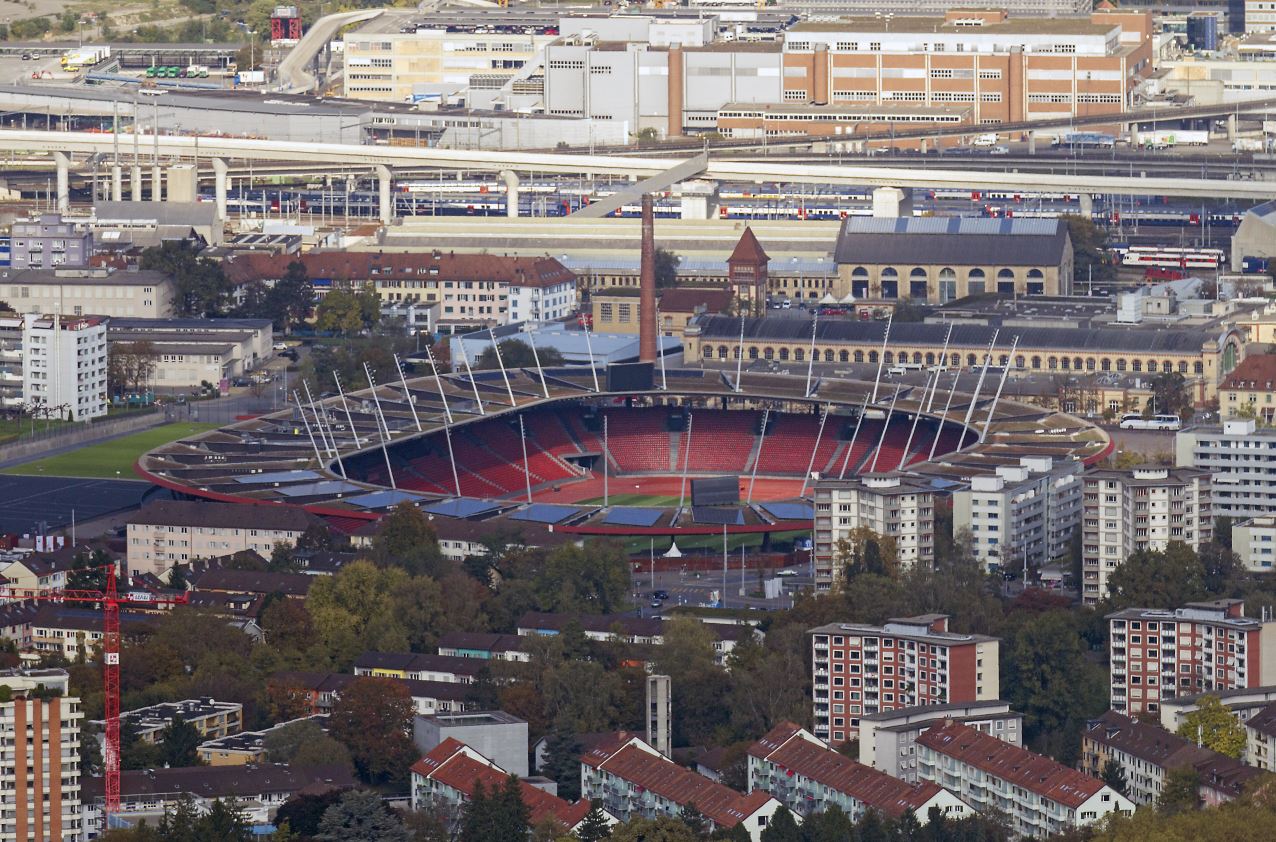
2, 422, 219, 479
580, 493, 685, 507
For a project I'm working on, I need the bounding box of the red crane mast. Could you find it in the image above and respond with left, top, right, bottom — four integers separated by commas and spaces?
1, 565, 189, 824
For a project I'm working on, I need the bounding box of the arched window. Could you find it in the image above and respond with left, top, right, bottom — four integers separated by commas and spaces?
1060, 357, 1070, 370
1116, 358, 1127, 372
851, 267, 869, 298
881, 267, 899, 278
1101, 358, 1111, 371
1131, 360, 1141, 372
967, 267, 986, 297
824, 349, 835, 362
794, 348, 805, 362
840, 350, 850, 363
967, 354, 978, 366
869, 351, 878, 364
749, 347, 759, 359
996, 268, 1015, 294
1178, 361, 1188, 374
913, 352, 923, 364
951, 353, 960, 367
1031, 356, 1042, 369
880, 268, 899, 299
764, 347, 774, 360
779, 347, 790, 361
1194, 361, 1203, 374
1048, 356, 1058, 370
909, 267, 929, 300
703, 346, 714, 360
997, 269, 1015, 279
938, 267, 957, 303
852, 266, 869, 278
718, 346, 729, 359
926, 353, 936, 365
854, 350, 864, 363
1162, 360, 1173, 373
884, 351, 894, 364
1086, 357, 1095, 371
1147, 360, 1158, 373
1027, 269, 1044, 279
733, 346, 742, 359
998, 354, 1009, 366
1015, 355, 1025, 369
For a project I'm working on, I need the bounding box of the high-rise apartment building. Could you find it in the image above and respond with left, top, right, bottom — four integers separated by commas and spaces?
1176, 419, 1276, 519
812, 474, 935, 590
952, 456, 1082, 573
20, 315, 108, 421
1081, 467, 1211, 605
810, 615, 1000, 744
0, 668, 83, 841
1106, 599, 1276, 717
1247, 0, 1276, 33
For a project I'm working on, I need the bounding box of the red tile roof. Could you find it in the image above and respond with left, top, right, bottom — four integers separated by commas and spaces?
916, 721, 1103, 809
590, 740, 773, 829
410, 739, 590, 829
748, 722, 945, 818
223, 251, 575, 290
728, 227, 770, 265
1221, 354, 1276, 392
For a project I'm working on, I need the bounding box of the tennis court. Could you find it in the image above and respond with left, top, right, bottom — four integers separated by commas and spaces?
0, 475, 158, 534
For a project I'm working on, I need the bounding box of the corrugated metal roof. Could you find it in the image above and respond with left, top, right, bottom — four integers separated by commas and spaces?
834, 216, 1068, 266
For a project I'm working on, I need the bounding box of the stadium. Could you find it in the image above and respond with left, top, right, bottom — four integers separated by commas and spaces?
134, 360, 1110, 539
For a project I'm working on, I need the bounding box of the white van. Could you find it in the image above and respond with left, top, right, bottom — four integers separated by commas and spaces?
972, 133, 999, 147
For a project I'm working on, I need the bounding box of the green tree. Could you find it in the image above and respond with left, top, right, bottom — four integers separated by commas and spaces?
654, 248, 681, 289
1176, 695, 1246, 759
576, 800, 612, 842
1157, 766, 1203, 816
475, 339, 565, 371
493, 774, 532, 840
460, 780, 496, 842
372, 502, 447, 578
1062, 214, 1115, 287
274, 790, 348, 838
677, 803, 706, 839
1101, 758, 1127, 795
653, 617, 731, 746
540, 724, 584, 801
327, 677, 417, 786
1105, 542, 1208, 610
759, 806, 800, 842
160, 714, 203, 767
315, 286, 380, 337
158, 793, 201, 841
264, 719, 353, 772
316, 789, 410, 842
534, 540, 630, 614
609, 817, 700, 842
1150, 370, 1194, 421
140, 241, 232, 317
799, 804, 856, 842
195, 799, 251, 841
265, 261, 315, 332
1215, 516, 1234, 550
66, 548, 113, 593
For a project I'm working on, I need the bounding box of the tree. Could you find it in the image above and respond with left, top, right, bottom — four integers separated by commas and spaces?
196, 799, 251, 841
140, 241, 233, 317
609, 817, 700, 842
1150, 370, 1194, 421
265, 261, 315, 332
108, 341, 159, 396
316, 789, 410, 842
275, 789, 348, 838
66, 548, 113, 593
159, 714, 203, 767
158, 793, 201, 840
1158, 766, 1203, 816
1104, 542, 1208, 610
653, 617, 731, 746
677, 804, 706, 839
799, 805, 856, 842
576, 800, 612, 842
1176, 695, 1246, 759
654, 248, 681, 289
494, 774, 532, 840
1062, 214, 1115, 287
264, 719, 353, 773
475, 339, 564, 371
534, 540, 630, 614
315, 285, 380, 337
540, 724, 584, 801
1101, 758, 1127, 795
372, 502, 446, 578
327, 677, 417, 786
758, 806, 800, 842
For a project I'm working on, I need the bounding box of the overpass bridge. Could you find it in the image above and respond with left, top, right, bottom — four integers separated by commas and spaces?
1, 129, 1271, 223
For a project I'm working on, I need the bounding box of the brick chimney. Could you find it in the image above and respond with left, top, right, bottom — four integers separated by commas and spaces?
639, 193, 657, 363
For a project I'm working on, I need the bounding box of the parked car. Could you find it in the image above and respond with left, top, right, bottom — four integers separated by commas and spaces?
272, 341, 288, 351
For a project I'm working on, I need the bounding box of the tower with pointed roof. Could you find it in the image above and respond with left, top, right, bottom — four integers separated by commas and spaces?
727, 227, 769, 315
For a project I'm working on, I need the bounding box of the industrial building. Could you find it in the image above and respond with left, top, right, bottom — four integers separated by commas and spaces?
1, 267, 177, 320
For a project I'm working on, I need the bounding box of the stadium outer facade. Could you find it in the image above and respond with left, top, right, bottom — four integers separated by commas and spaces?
134, 364, 1110, 543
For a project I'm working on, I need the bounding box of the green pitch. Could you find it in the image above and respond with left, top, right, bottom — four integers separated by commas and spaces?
3, 423, 219, 479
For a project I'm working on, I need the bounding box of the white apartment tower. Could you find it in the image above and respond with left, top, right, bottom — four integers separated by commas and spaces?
1176, 419, 1276, 519
20, 314, 108, 421
1081, 467, 1211, 605
812, 474, 935, 590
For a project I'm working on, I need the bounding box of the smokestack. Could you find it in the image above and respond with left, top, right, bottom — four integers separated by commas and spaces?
639, 193, 657, 363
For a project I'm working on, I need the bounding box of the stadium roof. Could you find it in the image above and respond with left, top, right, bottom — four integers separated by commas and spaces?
833, 216, 1069, 266
693, 314, 1216, 354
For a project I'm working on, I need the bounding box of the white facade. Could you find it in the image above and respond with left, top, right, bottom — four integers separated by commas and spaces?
952, 457, 1082, 572
1081, 467, 1211, 605
1248, 0, 1276, 34
784, 22, 1121, 58
508, 278, 577, 326
1234, 516, 1276, 572
813, 474, 935, 589
1177, 419, 1276, 519
858, 700, 1022, 783
21, 314, 108, 420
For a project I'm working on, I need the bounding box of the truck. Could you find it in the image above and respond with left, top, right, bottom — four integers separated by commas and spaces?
1140, 129, 1210, 147
1233, 137, 1269, 153
1053, 132, 1115, 149
60, 45, 110, 71
971, 133, 999, 147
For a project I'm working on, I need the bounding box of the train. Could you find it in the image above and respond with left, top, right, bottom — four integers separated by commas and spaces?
1114, 245, 1226, 270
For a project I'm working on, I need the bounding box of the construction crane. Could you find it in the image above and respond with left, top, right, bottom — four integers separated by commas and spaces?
0, 565, 189, 825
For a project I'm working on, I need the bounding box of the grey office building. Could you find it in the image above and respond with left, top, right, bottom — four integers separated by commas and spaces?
9, 214, 92, 270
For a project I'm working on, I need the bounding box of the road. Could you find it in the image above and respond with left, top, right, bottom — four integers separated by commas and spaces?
630, 564, 813, 614
275, 9, 384, 94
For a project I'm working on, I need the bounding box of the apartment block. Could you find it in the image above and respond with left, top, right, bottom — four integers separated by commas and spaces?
953, 456, 1082, 573
858, 700, 1022, 783
1243, 702, 1276, 770
96, 698, 243, 745
21, 314, 108, 421
197, 715, 328, 767
812, 474, 935, 590
1081, 710, 1260, 807
9, 214, 91, 271
125, 500, 326, 576
916, 720, 1134, 838
1233, 516, 1276, 572
1248, 0, 1276, 34
1159, 685, 1276, 732
0, 668, 83, 841
1107, 600, 1276, 717
353, 651, 485, 684
810, 615, 1000, 744
1176, 419, 1276, 519
414, 711, 529, 778
3, 268, 177, 319
1081, 467, 1211, 605
580, 733, 783, 841
749, 722, 971, 824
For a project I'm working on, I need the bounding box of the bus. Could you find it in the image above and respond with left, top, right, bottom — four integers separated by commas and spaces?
1118, 414, 1182, 431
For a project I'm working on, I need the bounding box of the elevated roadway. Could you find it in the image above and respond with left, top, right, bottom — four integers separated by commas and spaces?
275, 9, 384, 94
2, 129, 1271, 222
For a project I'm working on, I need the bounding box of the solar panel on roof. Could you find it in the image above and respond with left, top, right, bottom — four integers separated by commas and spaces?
601, 507, 664, 527
276, 480, 364, 498
510, 504, 582, 525
346, 489, 427, 509
423, 499, 502, 519
232, 470, 323, 485
691, 507, 745, 526
759, 502, 814, 521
